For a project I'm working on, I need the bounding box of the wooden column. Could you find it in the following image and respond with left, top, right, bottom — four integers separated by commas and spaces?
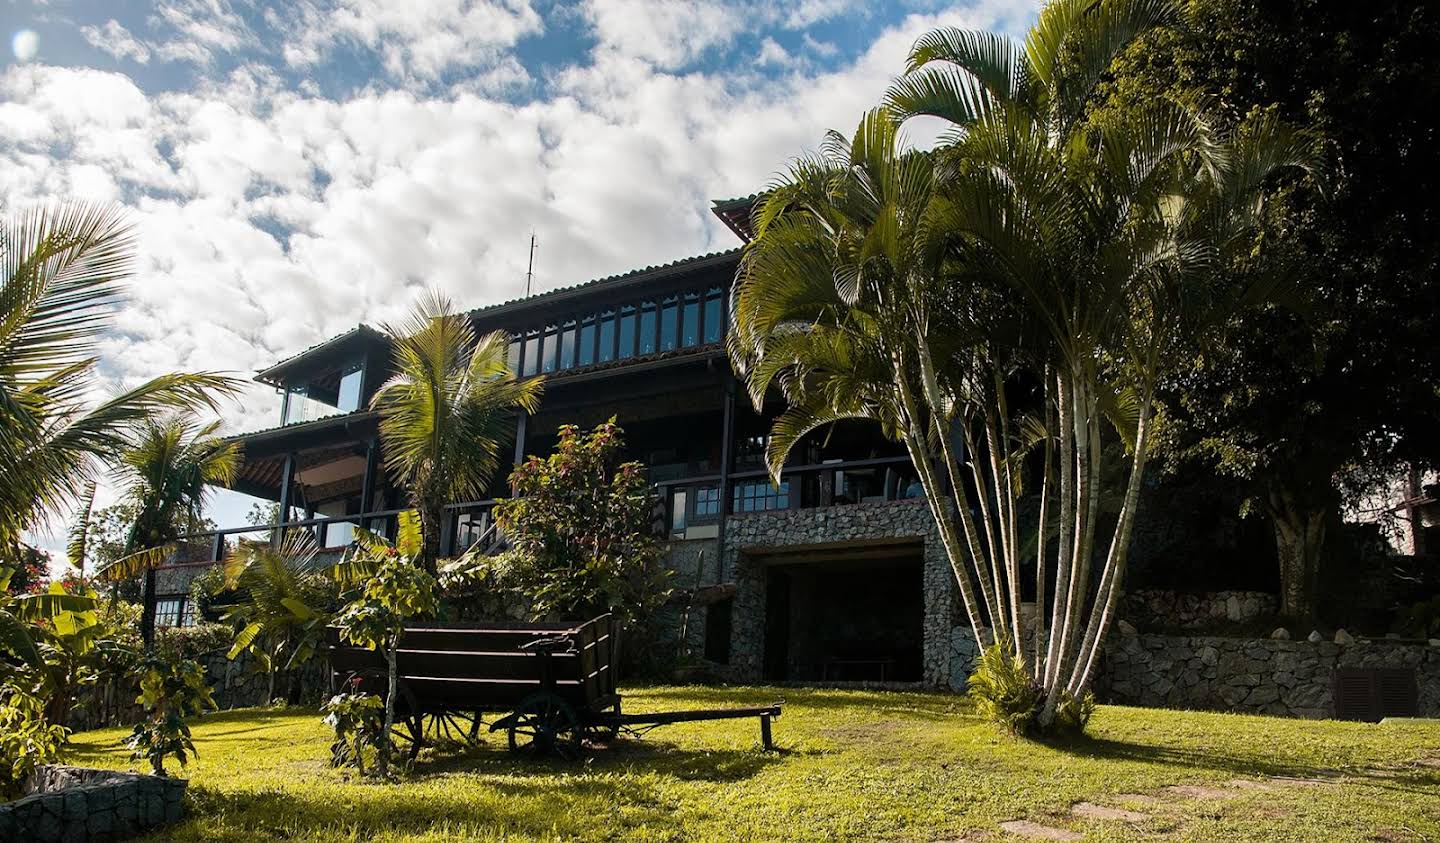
714, 379, 736, 585
272, 452, 295, 548
512, 412, 528, 467
360, 439, 380, 515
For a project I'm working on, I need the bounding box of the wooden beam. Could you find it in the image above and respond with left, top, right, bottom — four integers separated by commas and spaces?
715, 375, 736, 585
273, 452, 295, 548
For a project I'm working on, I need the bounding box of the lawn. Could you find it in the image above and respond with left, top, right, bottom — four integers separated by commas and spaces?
65, 686, 1440, 842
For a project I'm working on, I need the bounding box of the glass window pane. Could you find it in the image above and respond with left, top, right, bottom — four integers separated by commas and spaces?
559, 319, 577, 369
682, 292, 701, 347
670, 489, 687, 537
598, 310, 616, 362
337, 364, 363, 412
507, 339, 521, 373
660, 295, 679, 351
639, 301, 657, 355
578, 318, 596, 366
618, 305, 637, 358
522, 333, 540, 376
704, 287, 724, 343
541, 328, 558, 373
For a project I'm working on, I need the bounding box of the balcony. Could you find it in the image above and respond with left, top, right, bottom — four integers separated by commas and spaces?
165, 456, 922, 571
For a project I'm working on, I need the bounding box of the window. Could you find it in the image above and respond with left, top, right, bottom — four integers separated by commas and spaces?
704, 287, 724, 343
660, 295, 679, 351
558, 319, 577, 369
682, 291, 701, 347
337, 363, 363, 412
541, 328, 558, 373
598, 309, 616, 362
454, 509, 491, 553
733, 480, 790, 512
578, 316, 596, 367
694, 486, 721, 518
618, 305, 637, 359
670, 489, 688, 537
507, 339, 521, 373
522, 332, 540, 376
155, 597, 185, 629
318, 500, 357, 548
282, 386, 331, 425
639, 301, 657, 354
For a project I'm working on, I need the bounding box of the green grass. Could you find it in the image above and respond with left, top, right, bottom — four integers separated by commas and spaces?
65, 686, 1440, 842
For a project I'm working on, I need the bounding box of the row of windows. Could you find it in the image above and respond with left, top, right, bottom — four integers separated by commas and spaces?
155, 596, 196, 629
510, 286, 726, 377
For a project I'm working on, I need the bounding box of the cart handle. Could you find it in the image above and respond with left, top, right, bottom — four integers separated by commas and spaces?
519, 635, 575, 654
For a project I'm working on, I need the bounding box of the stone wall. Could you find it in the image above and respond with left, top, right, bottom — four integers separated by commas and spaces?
1097, 632, 1440, 718
722, 499, 955, 687
0, 765, 185, 842
1122, 590, 1276, 631
69, 647, 328, 732
663, 538, 721, 589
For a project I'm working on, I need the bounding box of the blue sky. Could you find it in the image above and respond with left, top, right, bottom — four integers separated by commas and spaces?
2, 0, 1040, 550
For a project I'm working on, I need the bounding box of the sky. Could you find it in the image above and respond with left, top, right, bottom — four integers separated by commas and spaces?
2, 0, 1041, 556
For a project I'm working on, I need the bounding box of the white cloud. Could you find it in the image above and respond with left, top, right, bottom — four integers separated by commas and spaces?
583, 0, 745, 68
281, 0, 543, 84
148, 0, 256, 65
80, 19, 153, 64
755, 37, 792, 68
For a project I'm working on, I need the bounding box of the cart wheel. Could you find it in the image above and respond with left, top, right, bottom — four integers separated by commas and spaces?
507, 693, 581, 760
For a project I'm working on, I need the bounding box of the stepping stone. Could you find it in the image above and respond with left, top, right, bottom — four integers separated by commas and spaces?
999, 819, 1083, 840
1072, 802, 1148, 823
1165, 784, 1238, 799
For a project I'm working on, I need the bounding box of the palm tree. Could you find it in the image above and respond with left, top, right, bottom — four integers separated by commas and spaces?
96, 412, 241, 646
0, 203, 239, 564
733, 0, 1314, 727
219, 531, 332, 705
371, 292, 544, 575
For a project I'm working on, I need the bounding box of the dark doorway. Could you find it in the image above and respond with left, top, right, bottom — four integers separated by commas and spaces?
761, 552, 924, 683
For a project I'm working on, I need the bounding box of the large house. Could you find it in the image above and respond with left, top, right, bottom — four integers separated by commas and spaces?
154, 196, 970, 690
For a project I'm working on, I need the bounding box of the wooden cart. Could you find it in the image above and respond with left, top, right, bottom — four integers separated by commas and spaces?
328, 614, 781, 759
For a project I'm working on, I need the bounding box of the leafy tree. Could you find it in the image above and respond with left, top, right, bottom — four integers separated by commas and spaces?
371, 291, 544, 575
330, 511, 437, 779
123, 654, 215, 776
95, 412, 241, 646
733, 0, 1311, 730
218, 531, 334, 704
32, 579, 104, 727
477, 420, 670, 628
1096, 0, 1440, 621
0, 203, 238, 566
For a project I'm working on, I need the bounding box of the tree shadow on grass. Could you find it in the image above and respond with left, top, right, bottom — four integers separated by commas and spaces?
167, 771, 682, 843
1050, 733, 1440, 797
625, 684, 965, 720
406, 734, 796, 783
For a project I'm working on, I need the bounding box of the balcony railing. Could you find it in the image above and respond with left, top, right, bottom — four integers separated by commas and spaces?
165, 456, 921, 568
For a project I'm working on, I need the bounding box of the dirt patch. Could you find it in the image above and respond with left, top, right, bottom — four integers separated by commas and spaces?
1165, 784, 1239, 799
998, 820, 1082, 840
1071, 802, 1148, 823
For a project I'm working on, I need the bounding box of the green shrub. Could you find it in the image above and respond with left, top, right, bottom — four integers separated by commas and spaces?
1395, 595, 1440, 640
966, 643, 1041, 736
154, 622, 232, 662
124, 655, 215, 776
967, 643, 1097, 738
321, 688, 384, 775
0, 682, 68, 798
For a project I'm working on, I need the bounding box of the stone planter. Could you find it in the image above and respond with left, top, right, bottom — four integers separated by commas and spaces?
0, 765, 186, 842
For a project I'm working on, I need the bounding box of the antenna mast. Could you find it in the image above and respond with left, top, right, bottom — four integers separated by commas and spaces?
525, 230, 537, 297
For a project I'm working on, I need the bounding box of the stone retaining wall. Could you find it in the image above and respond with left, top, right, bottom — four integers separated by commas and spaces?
1122, 590, 1276, 630
69, 647, 328, 732
1096, 632, 1440, 718
0, 765, 185, 842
